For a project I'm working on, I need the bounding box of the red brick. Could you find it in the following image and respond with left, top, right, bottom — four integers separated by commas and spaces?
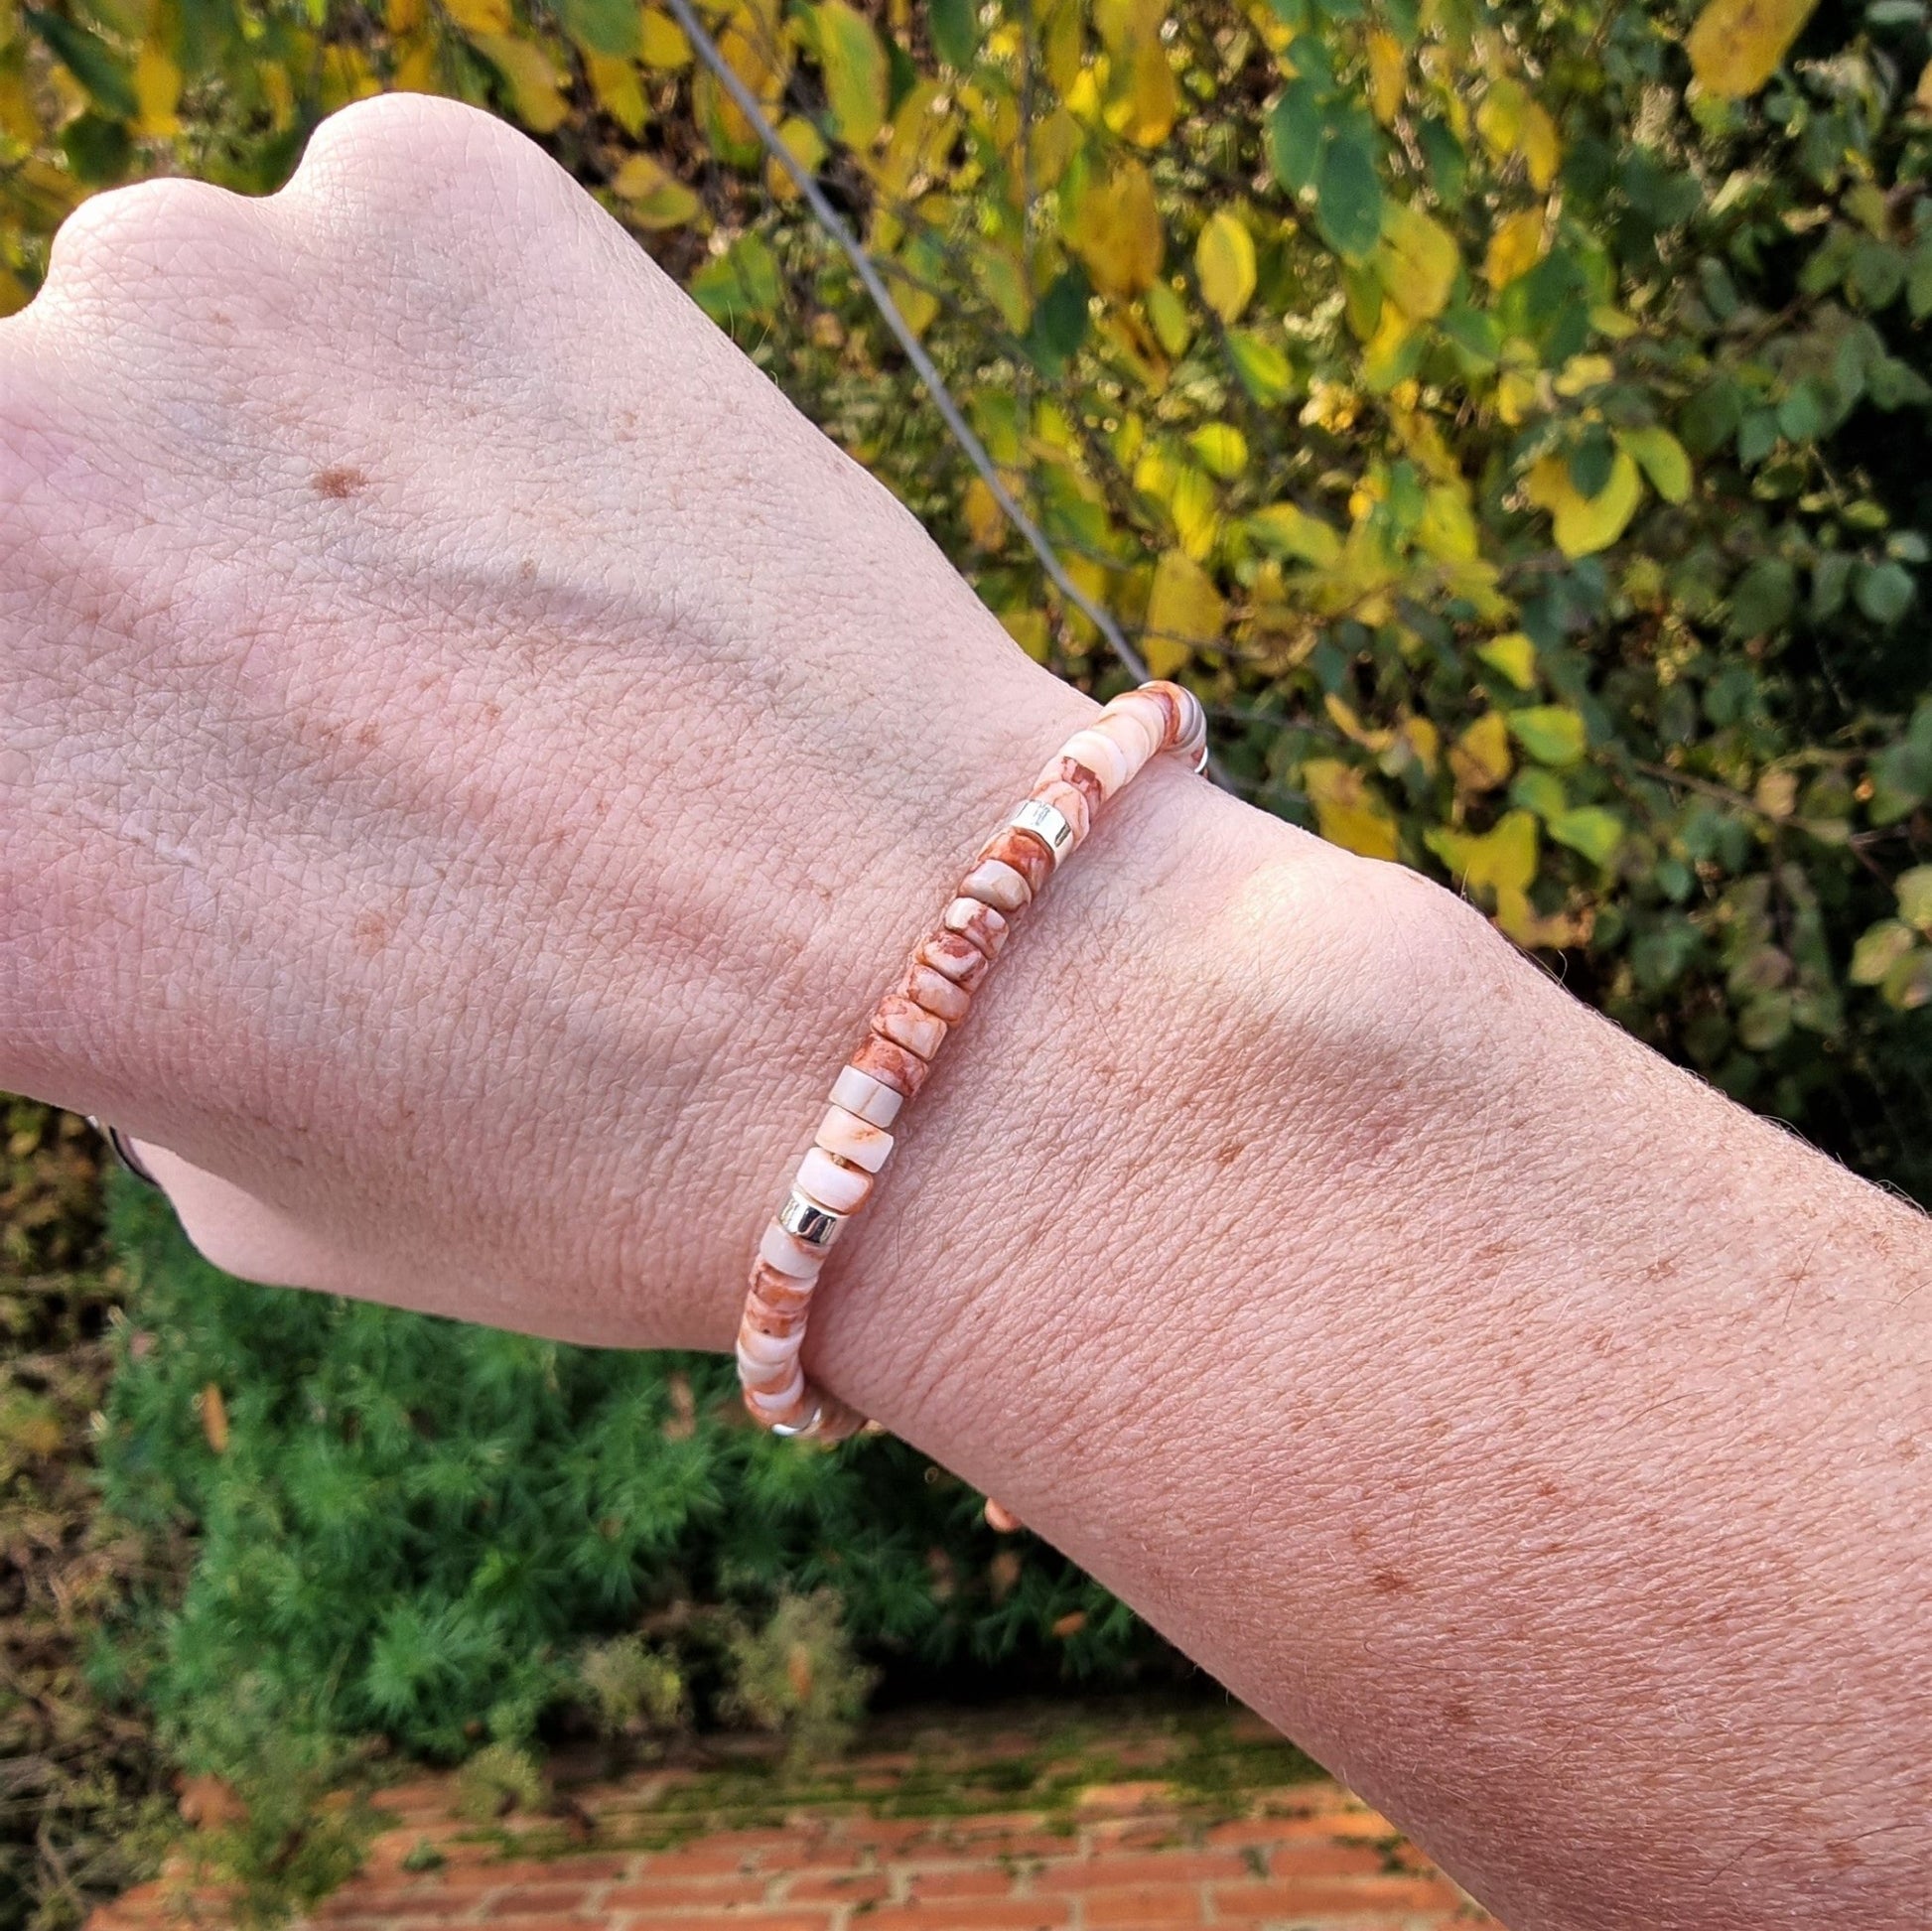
782, 1870, 890, 1905
1072, 1781, 1173, 1814
1036, 1852, 1243, 1890
1265, 1844, 1390, 1878
1209, 1875, 1465, 1917
1079, 1884, 1206, 1926
483, 1885, 605, 1916
856, 1904, 1070, 1931
898, 1865, 1020, 1900
324, 1890, 478, 1920
443, 1860, 628, 1890
604, 1877, 772, 1910
618, 1916, 828, 1931
629, 1846, 768, 1878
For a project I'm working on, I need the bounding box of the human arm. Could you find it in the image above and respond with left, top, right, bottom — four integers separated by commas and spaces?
2, 95, 1924, 1930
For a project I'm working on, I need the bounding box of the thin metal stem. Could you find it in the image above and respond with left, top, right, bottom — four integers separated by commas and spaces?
658, 0, 1232, 789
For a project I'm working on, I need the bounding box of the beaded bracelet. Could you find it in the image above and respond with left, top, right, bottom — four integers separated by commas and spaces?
736, 680, 1209, 1446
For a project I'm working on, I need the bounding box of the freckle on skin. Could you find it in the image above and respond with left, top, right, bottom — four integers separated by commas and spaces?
355, 722, 380, 749
353, 910, 392, 957
313, 466, 366, 499
1215, 1140, 1246, 1167
1443, 1700, 1473, 1727
1370, 1569, 1412, 1596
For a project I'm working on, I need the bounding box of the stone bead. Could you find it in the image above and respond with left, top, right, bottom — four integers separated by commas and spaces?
1057, 727, 1131, 799
759, 1220, 824, 1278
1030, 776, 1092, 848
977, 826, 1053, 896
745, 1369, 807, 1418
852, 1031, 930, 1098
744, 1285, 811, 1332
1133, 682, 1183, 747
830, 1063, 902, 1128
942, 898, 1008, 960
872, 993, 947, 1061
903, 960, 972, 1023
1098, 699, 1162, 767
1048, 755, 1106, 817
748, 1263, 814, 1313
960, 857, 1032, 913
815, 1104, 893, 1173
919, 931, 991, 991
796, 1145, 873, 1214
737, 1326, 801, 1372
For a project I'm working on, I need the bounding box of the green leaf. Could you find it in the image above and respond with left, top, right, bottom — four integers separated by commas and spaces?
1727, 556, 1796, 637
1775, 382, 1823, 444
1225, 329, 1294, 404
1507, 705, 1589, 766
26, 8, 136, 118
814, 0, 889, 148
1268, 77, 1324, 196
1022, 267, 1090, 376
1850, 919, 1918, 986
1855, 559, 1914, 624
60, 109, 131, 183
928, 0, 976, 67
1547, 805, 1625, 866
1898, 866, 1932, 935
690, 234, 781, 327
1621, 426, 1692, 503
1314, 128, 1383, 262
557, 0, 639, 57
1568, 424, 1615, 499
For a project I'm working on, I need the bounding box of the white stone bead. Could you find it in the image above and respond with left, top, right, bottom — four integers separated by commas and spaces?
1058, 727, 1131, 798
831, 1063, 903, 1127
759, 1219, 824, 1278
960, 858, 1032, 913
737, 1328, 800, 1373
796, 1145, 873, 1214
815, 1104, 894, 1173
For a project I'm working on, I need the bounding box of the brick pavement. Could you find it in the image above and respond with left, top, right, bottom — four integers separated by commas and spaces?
90, 1705, 1495, 1931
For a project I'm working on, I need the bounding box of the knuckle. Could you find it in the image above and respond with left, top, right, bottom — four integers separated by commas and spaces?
38, 175, 261, 312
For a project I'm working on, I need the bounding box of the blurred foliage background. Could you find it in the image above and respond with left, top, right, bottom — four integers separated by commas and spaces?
7, 0, 1932, 1920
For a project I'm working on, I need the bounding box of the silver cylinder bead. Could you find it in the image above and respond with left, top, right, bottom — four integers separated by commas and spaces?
1010, 798, 1075, 867
779, 1188, 846, 1249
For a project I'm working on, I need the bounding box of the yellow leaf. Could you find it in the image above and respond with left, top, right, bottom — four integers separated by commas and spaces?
471, 34, 569, 130
1398, 714, 1441, 777
1418, 482, 1478, 562
393, 39, 440, 91
767, 114, 828, 202
1144, 548, 1225, 674
611, 153, 702, 227
963, 475, 1007, 550
1426, 809, 1538, 898
586, 53, 648, 134
1195, 209, 1257, 325
1248, 501, 1343, 567
1324, 692, 1394, 753
1069, 158, 1165, 299
1553, 352, 1614, 395
1001, 609, 1051, 663
1361, 304, 1415, 390
1449, 711, 1513, 794
1620, 425, 1693, 504
1526, 449, 1643, 558
1378, 203, 1459, 321
134, 43, 181, 136
1518, 98, 1561, 191
443, 0, 510, 31
1687, 0, 1819, 99
1475, 76, 1522, 160
1188, 422, 1248, 480
1304, 759, 1401, 862
1484, 207, 1545, 289
1367, 29, 1405, 125
1476, 631, 1539, 689
388, 0, 427, 30
1496, 366, 1540, 426
1106, 37, 1178, 147
1918, 58, 1932, 116
639, 7, 692, 69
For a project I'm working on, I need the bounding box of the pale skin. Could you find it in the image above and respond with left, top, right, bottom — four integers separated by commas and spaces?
1, 96, 1924, 1931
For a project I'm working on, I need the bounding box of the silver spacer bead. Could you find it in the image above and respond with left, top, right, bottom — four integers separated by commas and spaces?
771, 1401, 824, 1440
779, 1188, 846, 1249
1010, 798, 1075, 868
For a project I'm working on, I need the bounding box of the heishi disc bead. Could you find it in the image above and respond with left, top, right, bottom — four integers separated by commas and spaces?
814, 1103, 894, 1173
940, 899, 1008, 960
902, 960, 972, 1023
759, 1220, 824, 1278
851, 1031, 930, 1098
1030, 776, 1092, 848
1046, 755, 1105, 817
829, 1063, 902, 1128
960, 857, 1032, 913
796, 1145, 873, 1215
748, 1262, 815, 1314
1097, 699, 1162, 766
737, 1325, 801, 1372
919, 930, 992, 989
978, 825, 1053, 896
745, 1367, 807, 1415
1055, 728, 1131, 798
872, 993, 947, 1062
1132, 682, 1182, 746
744, 1290, 811, 1335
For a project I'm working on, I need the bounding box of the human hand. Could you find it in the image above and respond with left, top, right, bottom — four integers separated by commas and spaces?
0, 92, 1351, 1355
